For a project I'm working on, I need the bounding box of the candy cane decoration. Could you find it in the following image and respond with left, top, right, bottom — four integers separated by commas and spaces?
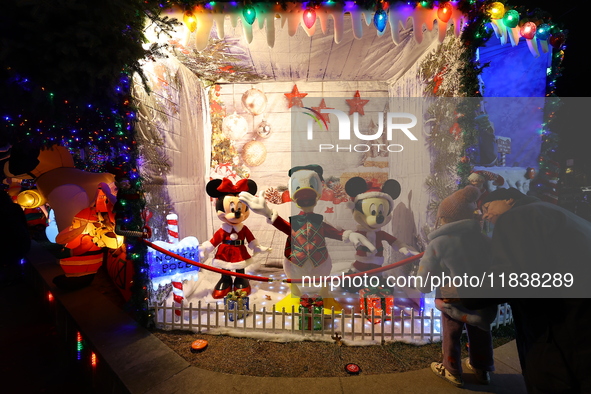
172, 280, 184, 317
166, 213, 179, 244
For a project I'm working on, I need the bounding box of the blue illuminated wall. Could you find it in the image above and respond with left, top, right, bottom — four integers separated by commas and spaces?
477, 34, 552, 168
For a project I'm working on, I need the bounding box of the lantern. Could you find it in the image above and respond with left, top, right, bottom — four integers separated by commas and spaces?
222, 113, 249, 140
436, 2, 453, 23
16, 189, 46, 209
241, 89, 268, 116
487, 2, 505, 20
520, 22, 537, 40
242, 141, 267, 167
303, 7, 316, 29
502, 9, 519, 29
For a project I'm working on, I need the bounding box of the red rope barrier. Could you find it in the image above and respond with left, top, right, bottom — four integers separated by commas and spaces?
142, 239, 424, 284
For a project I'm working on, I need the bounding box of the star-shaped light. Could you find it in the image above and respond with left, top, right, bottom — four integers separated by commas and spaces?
311, 99, 333, 124
284, 85, 308, 108
346, 90, 370, 115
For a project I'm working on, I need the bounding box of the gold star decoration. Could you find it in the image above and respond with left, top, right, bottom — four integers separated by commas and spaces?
284, 85, 308, 108
346, 90, 370, 115
311, 99, 333, 124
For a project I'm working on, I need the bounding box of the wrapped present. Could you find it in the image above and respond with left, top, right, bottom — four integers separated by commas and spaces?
359, 287, 394, 324
225, 290, 250, 321
298, 295, 324, 331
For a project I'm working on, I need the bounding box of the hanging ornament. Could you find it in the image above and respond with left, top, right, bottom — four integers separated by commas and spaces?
242, 140, 267, 167
486, 2, 505, 19
346, 91, 370, 115
303, 7, 316, 29
436, 2, 452, 23
502, 9, 519, 29
536, 23, 551, 40
222, 113, 249, 140
311, 99, 333, 125
373, 9, 388, 32
460, 156, 470, 164
549, 32, 566, 48
525, 167, 536, 179
242, 4, 256, 25
183, 11, 197, 33
256, 119, 272, 139
520, 22, 537, 40
284, 85, 308, 108
241, 88, 268, 115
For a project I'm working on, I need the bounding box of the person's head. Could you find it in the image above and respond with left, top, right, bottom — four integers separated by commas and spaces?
436, 186, 480, 227
481, 188, 526, 224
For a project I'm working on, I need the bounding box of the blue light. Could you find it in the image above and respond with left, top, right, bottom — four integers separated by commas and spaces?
373, 9, 388, 33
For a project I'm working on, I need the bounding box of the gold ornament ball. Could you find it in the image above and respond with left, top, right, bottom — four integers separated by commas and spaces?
241, 88, 268, 116
242, 141, 267, 167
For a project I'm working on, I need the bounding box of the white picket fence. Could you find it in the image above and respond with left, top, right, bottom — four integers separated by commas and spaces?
151, 301, 513, 343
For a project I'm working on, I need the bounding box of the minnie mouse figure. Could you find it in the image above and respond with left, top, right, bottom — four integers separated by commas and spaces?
200, 178, 270, 299
344, 177, 419, 278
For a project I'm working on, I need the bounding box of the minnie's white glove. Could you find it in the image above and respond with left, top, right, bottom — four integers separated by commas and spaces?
249, 240, 272, 255
199, 241, 214, 262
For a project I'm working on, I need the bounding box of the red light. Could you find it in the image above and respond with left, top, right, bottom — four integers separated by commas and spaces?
303, 7, 316, 29
91, 352, 97, 367
48, 292, 54, 302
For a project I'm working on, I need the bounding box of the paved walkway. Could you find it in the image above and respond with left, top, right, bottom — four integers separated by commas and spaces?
3, 242, 527, 393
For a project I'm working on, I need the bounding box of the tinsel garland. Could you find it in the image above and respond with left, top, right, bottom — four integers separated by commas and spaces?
419, 30, 468, 224
209, 87, 250, 179
173, 38, 270, 86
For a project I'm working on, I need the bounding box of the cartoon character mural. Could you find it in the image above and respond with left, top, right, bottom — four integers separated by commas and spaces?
200, 178, 270, 299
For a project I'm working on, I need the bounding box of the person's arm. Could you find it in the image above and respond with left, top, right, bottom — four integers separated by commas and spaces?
416, 242, 440, 294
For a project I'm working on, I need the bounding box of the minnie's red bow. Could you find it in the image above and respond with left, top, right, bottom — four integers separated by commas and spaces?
217, 178, 249, 194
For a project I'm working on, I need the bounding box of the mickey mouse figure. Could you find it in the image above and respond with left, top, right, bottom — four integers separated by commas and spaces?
344, 177, 419, 279
200, 178, 270, 299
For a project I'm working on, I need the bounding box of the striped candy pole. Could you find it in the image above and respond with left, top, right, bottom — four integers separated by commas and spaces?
172, 281, 184, 317
166, 213, 179, 244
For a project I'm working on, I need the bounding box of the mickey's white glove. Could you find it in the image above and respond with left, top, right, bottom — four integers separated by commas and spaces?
392, 239, 420, 257
239, 191, 273, 220
346, 231, 377, 253
199, 241, 214, 262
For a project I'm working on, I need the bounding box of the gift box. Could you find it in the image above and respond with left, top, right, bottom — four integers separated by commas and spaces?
225, 290, 250, 321
298, 295, 324, 331
359, 287, 394, 324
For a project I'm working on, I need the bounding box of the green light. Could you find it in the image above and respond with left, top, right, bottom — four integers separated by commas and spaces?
242, 5, 256, 25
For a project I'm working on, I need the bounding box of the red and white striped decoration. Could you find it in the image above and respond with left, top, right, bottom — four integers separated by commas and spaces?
172, 280, 184, 317
166, 213, 179, 244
